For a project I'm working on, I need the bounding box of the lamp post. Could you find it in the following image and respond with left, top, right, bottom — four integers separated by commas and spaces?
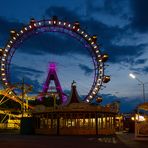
129, 73, 146, 103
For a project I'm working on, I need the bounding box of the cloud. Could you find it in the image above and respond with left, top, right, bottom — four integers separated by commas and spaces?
101, 93, 142, 112
78, 64, 93, 76
131, 66, 148, 74
0, 6, 147, 66
130, 0, 148, 32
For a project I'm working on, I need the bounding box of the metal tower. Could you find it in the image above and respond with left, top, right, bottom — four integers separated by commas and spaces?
41, 63, 66, 104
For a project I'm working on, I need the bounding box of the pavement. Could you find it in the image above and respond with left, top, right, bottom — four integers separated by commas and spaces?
116, 132, 148, 148
0, 132, 147, 148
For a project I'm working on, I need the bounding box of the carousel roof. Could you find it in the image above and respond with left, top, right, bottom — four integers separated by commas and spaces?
138, 102, 148, 111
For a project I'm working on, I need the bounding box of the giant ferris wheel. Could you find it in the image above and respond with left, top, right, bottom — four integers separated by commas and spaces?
0, 16, 110, 104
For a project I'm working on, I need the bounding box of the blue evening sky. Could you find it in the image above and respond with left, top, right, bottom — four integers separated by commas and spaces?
0, 0, 148, 112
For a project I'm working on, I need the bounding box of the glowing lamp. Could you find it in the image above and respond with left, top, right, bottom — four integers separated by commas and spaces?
91, 35, 97, 43
10, 30, 17, 38
103, 76, 110, 83
101, 54, 109, 62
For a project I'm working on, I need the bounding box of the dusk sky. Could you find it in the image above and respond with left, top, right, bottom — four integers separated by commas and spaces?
0, 0, 148, 112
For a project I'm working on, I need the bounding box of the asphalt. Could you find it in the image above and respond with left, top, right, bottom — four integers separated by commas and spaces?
0, 132, 147, 148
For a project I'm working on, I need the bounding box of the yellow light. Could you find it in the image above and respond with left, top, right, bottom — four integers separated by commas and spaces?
131, 117, 134, 121
5, 83, 8, 85
2, 73, 5, 76
89, 96, 92, 98
0, 48, 3, 52
1, 68, 4, 71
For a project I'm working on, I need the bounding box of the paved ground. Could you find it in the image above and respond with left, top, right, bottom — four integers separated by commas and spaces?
0, 132, 148, 148
116, 132, 148, 148
0, 134, 127, 148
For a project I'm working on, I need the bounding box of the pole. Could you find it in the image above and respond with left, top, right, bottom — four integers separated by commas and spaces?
142, 83, 145, 103
136, 78, 146, 103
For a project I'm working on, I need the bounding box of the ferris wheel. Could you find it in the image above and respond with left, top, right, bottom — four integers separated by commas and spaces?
0, 16, 110, 103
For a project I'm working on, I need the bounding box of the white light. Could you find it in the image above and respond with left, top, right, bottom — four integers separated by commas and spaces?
7, 45, 10, 48
3, 54, 7, 57
17, 33, 19, 36
53, 21, 56, 24
94, 46, 97, 49
5, 49, 8, 52
97, 83, 100, 86
49, 21, 51, 24
64, 22, 66, 25
85, 34, 88, 37
88, 38, 91, 41
39, 22, 41, 25
10, 40, 13, 43
95, 87, 98, 90
129, 73, 136, 79
77, 28, 80, 31
2, 78, 6, 81
2, 58, 5, 61
24, 27, 27, 31
73, 26, 75, 29
86, 99, 89, 102
20, 30, 23, 33
58, 21, 61, 25
68, 24, 71, 27
5, 83, 8, 85
91, 42, 94, 45
13, 37, 16, 40
89, 95, 92, 98
93, 91, 96, 94
81, 31, 84, 34
2, 73, 5, 76
96, 50, 99, 53
0, 48, 2, 51
34, 23, 37, 27
1, 68, 4, 71
29, 25, 32, 29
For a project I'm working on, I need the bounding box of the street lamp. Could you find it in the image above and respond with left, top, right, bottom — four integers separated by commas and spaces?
129, 73, 146, 103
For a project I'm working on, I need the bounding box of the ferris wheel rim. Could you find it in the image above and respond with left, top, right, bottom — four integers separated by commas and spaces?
0, 17, 106, 102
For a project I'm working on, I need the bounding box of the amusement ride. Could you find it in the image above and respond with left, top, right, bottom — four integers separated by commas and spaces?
0, 16, 110, 129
